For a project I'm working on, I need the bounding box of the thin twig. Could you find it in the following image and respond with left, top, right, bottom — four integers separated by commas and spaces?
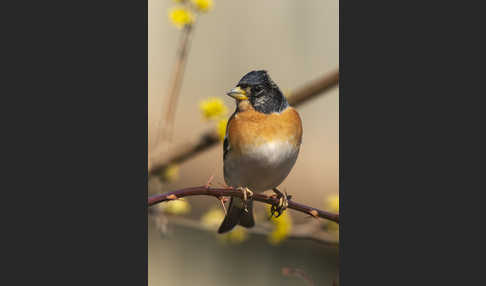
149, 69, 339, 175
148, 186, 340, 223
154, 24, 194, 149
282, 267, 316, 286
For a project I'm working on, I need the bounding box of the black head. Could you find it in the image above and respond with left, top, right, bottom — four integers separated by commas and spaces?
229, 70, 288, 114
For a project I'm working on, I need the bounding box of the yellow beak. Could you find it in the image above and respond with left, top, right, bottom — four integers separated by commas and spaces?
227, 86, 248, 100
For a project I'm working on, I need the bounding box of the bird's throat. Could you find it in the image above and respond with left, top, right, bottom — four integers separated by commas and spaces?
236, 100, 254, 112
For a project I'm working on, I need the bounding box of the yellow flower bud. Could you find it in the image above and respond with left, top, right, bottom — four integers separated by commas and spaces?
216, 119, 227, 142
161, 164, 179, 183
226, 226, 248, 243
327, 195, 339, 213
199, 97, 228, 120
201, 208, 225, 229
266, 205, 292, 245
168, 7, 194, 28
191, 0, 213, 13
162, 199, 191, 215
326, 195, 339, 231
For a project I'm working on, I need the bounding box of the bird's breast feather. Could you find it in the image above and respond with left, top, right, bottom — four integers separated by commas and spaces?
227, 107, 302, 155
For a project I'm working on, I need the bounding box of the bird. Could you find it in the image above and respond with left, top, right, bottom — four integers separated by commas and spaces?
218, 70, 303, 234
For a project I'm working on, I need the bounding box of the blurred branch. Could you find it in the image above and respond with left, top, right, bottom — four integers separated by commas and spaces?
287, 219, 339, 246
149, 209, 338, 247
148, 186, 340, 223
282, 267, 315, 286
149, 69, 339, 175
286, 69, 339, 107
154, 24, 194, 149
149, 131, 218, 176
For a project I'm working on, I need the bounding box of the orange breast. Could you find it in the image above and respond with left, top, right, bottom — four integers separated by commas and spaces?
228, 107, 303, 155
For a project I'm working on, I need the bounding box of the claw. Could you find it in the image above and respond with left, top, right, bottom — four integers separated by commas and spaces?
236, 187, 253, 212
270, 188, 289, 218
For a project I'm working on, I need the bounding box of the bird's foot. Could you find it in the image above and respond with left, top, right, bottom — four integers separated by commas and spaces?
236, 187, 253, 212
270, 188, 290, 218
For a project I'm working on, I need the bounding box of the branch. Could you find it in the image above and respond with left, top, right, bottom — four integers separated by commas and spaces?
148, 69, 339, 175
285, 69, 339, 107
154, 24, 194, 149
149, 210, 339, 246
282, 268, 316, 286
148, 186, 339, 223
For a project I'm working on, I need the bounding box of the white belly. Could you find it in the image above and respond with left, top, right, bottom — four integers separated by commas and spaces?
224, 141, 300, 192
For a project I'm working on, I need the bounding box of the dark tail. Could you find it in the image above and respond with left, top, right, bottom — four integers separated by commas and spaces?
217, 197, 255, 234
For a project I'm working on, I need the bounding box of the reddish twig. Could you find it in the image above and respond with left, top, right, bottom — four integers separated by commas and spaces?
148, 186, 339, 223
154, 24, 195, 149
282, 267, 316, 286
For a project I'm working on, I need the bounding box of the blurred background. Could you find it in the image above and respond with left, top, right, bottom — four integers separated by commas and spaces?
148, 0, 339, 285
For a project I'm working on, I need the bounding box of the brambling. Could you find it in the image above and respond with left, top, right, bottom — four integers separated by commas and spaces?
218, 70, 303, 234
